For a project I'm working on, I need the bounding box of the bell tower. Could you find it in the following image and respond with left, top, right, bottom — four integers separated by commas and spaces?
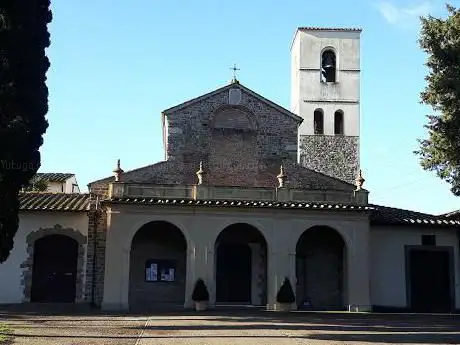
291, 27, 361, 184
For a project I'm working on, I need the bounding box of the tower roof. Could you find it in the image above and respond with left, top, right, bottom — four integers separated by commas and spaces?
291, 26, 362, 50
298, 27, 362, 32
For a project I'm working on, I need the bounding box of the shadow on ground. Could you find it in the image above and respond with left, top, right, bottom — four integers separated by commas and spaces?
1, 304, 459, 343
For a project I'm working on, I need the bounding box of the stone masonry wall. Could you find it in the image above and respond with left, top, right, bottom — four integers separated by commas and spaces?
164, 86, 300, 187
89, 85, 356, 191
84, 198, 107, 306
299, 135, 359, 185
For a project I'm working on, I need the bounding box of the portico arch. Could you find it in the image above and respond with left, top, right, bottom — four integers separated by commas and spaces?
129, 221, 187, 311
214, 223, 268, 306
295, 225, 347, 310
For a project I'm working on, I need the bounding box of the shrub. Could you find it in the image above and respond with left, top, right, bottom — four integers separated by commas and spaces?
276, 277, 295, 304
192, 278, 209, 302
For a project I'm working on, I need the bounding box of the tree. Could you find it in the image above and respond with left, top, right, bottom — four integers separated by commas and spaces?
0, 1, 51, 263
22, 176, 48, 192
415, 4, 460, 195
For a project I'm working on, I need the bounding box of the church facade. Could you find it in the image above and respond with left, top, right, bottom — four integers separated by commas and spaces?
1, 27, 460, 313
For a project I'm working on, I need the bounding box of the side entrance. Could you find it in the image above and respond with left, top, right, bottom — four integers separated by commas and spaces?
30, 235, 79, 303
406, 246, 455, 313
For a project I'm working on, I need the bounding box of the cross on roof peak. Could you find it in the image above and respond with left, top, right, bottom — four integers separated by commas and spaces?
230, 64, 240, 83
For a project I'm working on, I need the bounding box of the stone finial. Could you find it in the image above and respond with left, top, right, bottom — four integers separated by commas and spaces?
277, 165, 287, 188
355, 169, 365, 191
113, 159, 124, 182
196, 161, 206, 185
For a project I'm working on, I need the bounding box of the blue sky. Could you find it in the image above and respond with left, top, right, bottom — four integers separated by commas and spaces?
40, 0, 458, 215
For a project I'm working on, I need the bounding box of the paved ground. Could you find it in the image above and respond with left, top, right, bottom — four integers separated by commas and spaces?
1, 305, 460, 344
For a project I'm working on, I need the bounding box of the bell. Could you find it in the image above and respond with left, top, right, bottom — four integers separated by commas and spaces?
323, 55, 334, 69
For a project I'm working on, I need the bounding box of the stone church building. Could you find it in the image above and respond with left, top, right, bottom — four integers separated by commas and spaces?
1, 27, 459, 313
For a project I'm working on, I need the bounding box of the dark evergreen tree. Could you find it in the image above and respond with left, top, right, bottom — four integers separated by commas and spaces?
415, 4, 460, 195
276, 277, 295, 304
191, 279, 209, 301
0, 0, 51, 262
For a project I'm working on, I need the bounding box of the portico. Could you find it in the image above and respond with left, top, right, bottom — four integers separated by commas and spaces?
99, 182, 372, 312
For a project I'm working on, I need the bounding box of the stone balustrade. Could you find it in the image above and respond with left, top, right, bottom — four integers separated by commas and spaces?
108, 182, 368, 205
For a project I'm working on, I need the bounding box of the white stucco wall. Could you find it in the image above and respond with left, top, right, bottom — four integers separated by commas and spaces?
101, 204, 372, 311
370, 226, 460, 309
291, 29, 360, 137
47, 182, 65, 193
46, 176, 80, 193
0, 212, 88, 304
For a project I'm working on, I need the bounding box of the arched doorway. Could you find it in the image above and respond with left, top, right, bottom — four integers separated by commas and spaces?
31, 235, 78, 303
296, 226, 346, 310
214, 223, 267, 306
129, 221, 187, 310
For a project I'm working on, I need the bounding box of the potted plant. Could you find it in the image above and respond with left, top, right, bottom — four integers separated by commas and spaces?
192, 278, 209, 311
276, 277, 295, 311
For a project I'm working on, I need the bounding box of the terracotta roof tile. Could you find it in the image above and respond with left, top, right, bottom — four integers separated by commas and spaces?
105, 197, 373, 211
298, 27, 362, 32
370, 204, 460, 227
16, 192, 460, 227
19, 193, 90, 212
36, 173, 74, 182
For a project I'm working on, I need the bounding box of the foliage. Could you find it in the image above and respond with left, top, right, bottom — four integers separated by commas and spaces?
191, 278, 209, 301
22, 176, 48, 192
415, 4, 460, 195
0, 323, 12, 343
276, 277, 295, 304
0, 0, 51, 263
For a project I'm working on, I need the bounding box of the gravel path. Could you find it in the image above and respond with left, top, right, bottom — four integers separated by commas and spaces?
1, 307, 459, 344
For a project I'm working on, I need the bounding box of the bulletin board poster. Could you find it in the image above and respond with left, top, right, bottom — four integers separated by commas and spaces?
145, 260, 176, 282
145, 263, 158, 282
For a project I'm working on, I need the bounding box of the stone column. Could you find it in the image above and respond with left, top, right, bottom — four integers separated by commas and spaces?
346, 225, 371, 312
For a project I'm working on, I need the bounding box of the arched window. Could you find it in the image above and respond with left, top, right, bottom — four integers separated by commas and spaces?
334, 110, 344, 135
321, 50, 336, 83
314, 109, 324, 135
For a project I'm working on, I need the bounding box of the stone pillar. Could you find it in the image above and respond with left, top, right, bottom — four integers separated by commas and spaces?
346, 226, 371, 312
185, 235, 213, 309
101, 215, 129, 311
266, 220, 297, 311
184, 246, 196, 309
248, 243, 262, 306
206, 245, 216, 308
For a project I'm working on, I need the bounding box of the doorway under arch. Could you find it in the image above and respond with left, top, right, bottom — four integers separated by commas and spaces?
129, 221, 187, 310
31, 234, 79, 303
296, 226, 346, 310
214, 223, 267, 306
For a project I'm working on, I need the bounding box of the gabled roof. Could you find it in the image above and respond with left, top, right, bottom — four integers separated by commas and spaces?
36, 173, 75, 183
161, 81, 303, 123
19, 192, 89, 212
